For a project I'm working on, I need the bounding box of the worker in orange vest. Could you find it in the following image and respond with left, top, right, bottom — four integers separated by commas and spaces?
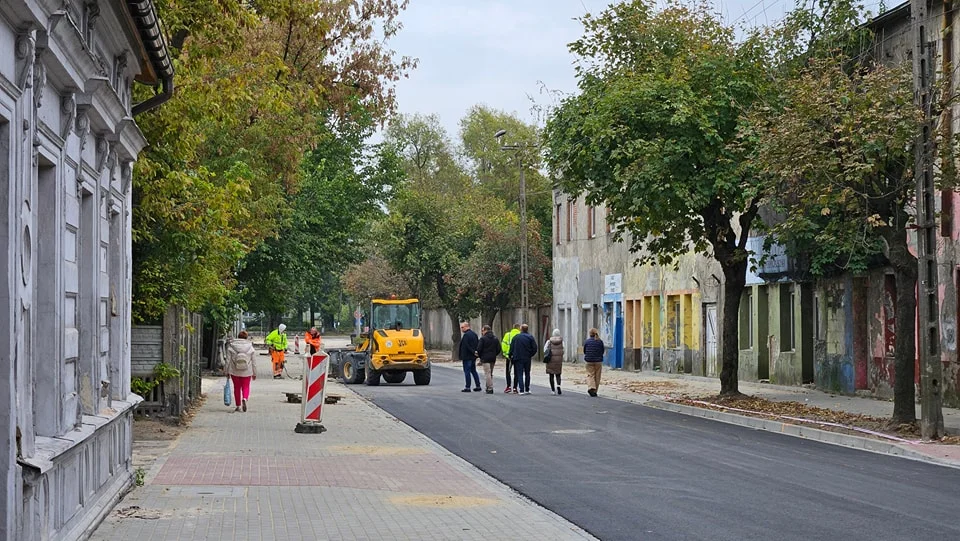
304, 326, 322, 354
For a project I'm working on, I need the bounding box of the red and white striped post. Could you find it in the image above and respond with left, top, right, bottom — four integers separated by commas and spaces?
295, 350, 328, 434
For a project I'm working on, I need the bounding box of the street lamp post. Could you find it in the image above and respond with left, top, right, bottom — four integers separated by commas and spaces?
495, 129, 529, 315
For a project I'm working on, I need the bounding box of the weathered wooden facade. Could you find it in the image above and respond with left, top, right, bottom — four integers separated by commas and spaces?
131, 306, 203, 416
0, 1, 173, 539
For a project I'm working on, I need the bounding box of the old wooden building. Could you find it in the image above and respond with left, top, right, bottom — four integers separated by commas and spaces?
0, 1, 172, 538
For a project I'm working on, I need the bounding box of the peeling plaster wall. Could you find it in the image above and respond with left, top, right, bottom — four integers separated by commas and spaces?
553, 255, 581, 361
938, 231, 960, 407
815, 278, 856, 394
863, 270, 896, 399
552, 193, 728, 375
765, 283, 806, 386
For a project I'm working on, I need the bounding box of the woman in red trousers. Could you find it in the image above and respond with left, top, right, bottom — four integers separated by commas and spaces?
225, 331, 257, 412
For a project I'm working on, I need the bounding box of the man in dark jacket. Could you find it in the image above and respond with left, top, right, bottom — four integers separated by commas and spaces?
583, 327, 605, 396
508, 324, 538, 394
476, 325, 500, 394
458, 321, 481, 392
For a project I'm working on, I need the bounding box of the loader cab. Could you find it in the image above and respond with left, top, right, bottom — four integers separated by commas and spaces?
357, 298, 423, 354
371, 300, 421, 332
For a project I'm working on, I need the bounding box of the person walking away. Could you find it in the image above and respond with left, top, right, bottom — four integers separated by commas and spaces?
508, 324, 538, 395
477, 325, 500, 394
544, 329, 564, 395
501, 323, 520, 393
583, 328, 605, 397
225, 331, 257, 412
265, 323, 288, 378
459, 321, 481, 392
304, 326, 322, 354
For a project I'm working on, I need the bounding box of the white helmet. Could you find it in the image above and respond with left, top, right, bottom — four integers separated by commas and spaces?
278, 323, 287, 332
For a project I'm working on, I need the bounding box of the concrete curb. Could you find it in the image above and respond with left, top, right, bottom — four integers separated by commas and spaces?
646, 399, 960, 470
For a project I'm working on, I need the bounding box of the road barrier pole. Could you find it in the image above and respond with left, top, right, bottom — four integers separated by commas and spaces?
295, 350, 328, 434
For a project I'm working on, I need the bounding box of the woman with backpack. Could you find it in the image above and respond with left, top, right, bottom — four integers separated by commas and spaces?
225, 330, 257, 412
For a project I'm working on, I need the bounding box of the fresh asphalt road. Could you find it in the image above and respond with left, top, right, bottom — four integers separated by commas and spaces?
351, 364, 960, 541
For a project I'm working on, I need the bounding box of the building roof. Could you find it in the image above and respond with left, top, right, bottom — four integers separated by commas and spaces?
868, 1, 910, 30
122, 0, 174, 114
123, 0, 173, 85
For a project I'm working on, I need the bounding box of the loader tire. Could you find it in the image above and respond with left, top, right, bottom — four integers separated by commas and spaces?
413, 364, 431, 386
341, 358, 364, 385
365, 367, 381, 386
383, 371, 406, 384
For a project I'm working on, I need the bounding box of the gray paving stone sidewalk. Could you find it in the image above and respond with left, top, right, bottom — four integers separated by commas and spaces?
91, 351, 594, 541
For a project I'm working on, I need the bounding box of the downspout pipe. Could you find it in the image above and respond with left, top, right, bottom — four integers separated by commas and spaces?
132, 74, 173, 116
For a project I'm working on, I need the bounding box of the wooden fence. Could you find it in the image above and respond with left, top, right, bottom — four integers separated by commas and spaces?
130, 306, 203, 415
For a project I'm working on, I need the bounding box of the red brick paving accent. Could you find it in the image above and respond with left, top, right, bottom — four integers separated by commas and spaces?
154, 455, 492, 496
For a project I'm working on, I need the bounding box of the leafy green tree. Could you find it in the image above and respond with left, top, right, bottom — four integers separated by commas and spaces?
385, 114, 469, 192
449, 209, 551, 326
380, 108, 555, 356
459, 105, 553, 256
239, 121, 403, 323
544, 1, 770, 395
132, 0, 414, 322
752, 57, 922, 422
342, 253, 414, 303
378, 185, 486, 357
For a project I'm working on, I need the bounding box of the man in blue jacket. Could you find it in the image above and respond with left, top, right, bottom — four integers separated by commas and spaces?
508, 324, 538, 395
583, 327, 605, 396
458, 321, 481, 392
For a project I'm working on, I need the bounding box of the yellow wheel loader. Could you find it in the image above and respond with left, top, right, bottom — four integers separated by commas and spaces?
331, 297, 431, 386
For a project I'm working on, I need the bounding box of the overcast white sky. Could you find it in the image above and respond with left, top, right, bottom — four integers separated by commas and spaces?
386, 0, 887, 139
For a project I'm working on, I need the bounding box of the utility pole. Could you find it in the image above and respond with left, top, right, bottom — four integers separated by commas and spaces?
495, 129, 530, 317
911, 0, 945, 439
518, 160, 529, 315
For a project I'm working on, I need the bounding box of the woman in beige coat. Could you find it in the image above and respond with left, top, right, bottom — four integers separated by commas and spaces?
225, 331, 257, 412
543, 329, 564, 395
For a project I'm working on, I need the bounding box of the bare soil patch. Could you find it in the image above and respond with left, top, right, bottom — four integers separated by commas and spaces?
619, 381, 685, 394
133, 393, 206, 442
668, 394, 959, 444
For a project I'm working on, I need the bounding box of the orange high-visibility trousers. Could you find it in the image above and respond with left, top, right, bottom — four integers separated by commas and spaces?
270, 349, 285, 377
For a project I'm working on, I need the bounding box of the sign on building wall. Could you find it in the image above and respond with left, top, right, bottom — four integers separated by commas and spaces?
604, 273, 622, 295
745, 236, 788, 285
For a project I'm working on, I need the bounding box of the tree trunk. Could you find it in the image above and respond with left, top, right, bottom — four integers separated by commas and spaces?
702, 199, 758, 397
719, 260, 748, 396
886, 227, 918, 424
449, 310, 462, 361
482, 309, 499, 328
